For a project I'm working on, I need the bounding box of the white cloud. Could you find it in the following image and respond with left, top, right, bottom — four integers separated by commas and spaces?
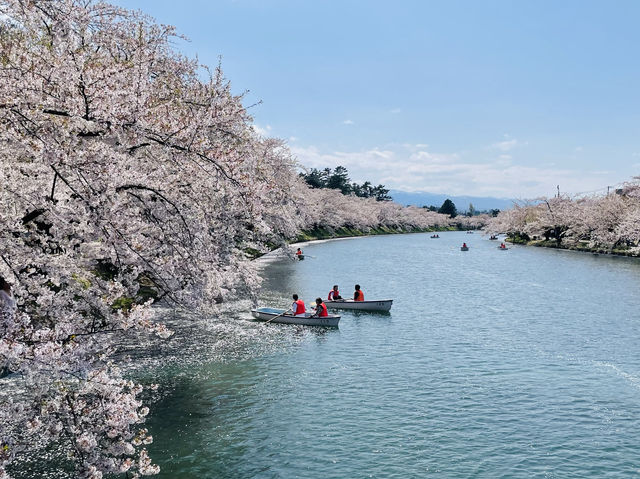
491, 139, 520, 151
291, 143, 620, 198
252, 124, 272, 136
390, 108, 402, 114
342, 119, 355, 125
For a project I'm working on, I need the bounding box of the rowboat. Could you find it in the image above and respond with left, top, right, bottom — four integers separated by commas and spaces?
297, 254, 305, 260
251, 307, 340, 327
325, 299, 393, 312
498, 247, 509, 250
461, 246, 469, 251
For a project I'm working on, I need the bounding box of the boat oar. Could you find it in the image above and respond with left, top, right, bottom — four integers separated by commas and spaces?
265, 309, 291, 324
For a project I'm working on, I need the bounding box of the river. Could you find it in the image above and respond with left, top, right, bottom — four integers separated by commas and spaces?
143, 231, 640, 478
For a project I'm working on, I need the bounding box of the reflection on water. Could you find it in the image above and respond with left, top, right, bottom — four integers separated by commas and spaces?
135, 232, 640, 478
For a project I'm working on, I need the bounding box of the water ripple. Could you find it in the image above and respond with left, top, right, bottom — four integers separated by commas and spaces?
138, 232, 640, 478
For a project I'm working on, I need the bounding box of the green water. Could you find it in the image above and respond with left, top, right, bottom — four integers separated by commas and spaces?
145, 232, 640, 478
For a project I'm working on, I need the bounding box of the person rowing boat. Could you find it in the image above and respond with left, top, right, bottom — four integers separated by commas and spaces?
311, 298, 329, 317
327, 285, 342, 301
353, 284, 364, 301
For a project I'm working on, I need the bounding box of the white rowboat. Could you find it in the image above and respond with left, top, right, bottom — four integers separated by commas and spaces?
251, 307, 340, 327
325, 299, 393, 312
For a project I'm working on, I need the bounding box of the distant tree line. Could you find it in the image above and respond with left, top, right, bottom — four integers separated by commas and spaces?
300, 166, 392, 201
423, 199, 500, 218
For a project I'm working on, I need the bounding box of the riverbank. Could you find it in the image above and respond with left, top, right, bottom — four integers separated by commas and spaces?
246, 225, 460, 260
507, 236, 640, 258
294, 224, 455, 242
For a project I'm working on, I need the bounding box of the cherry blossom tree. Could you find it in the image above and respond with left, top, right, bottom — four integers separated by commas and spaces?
486, 177, 640, 254
0, 1, 302, 476
0, 1, 489, 477
291, 182, 456, 234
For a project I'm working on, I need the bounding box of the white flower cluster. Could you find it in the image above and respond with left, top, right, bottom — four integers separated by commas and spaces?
486, 178, 640, 250
0, 0, 482, 477
0, 0, 303, 476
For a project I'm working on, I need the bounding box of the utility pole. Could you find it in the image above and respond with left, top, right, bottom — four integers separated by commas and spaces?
557, 185, 560, 198
607, 186, 611, 196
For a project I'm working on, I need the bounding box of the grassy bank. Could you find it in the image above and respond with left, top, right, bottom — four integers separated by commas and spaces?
294, 225, 456, 242
507, 236, 640, 258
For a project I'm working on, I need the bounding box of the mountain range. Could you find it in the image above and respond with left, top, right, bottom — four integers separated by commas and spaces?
390, 190, 514, 213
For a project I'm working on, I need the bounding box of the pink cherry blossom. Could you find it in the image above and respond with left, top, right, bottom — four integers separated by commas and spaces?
0, 1, 479, 477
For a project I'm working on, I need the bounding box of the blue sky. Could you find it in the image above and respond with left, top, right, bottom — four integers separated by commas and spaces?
112, 0, 640, 198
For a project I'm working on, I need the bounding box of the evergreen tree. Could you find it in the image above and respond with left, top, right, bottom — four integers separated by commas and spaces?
372, 184, 392, 201
355, 181, 373, 198
439, 199, 458, 218
300, 166, 390, 200
327, 166, 351, 194
300, 168, 326, 188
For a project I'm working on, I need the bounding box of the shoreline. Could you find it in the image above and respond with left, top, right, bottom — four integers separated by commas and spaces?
293, 225, 450, 243
508, 237, 640, 259
253, 226, 456, 262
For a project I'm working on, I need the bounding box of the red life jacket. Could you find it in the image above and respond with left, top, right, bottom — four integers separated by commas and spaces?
317, 303, 328, 317
328, 289, 340, 300
354, 290, 364, 301
294, 299, 306, 315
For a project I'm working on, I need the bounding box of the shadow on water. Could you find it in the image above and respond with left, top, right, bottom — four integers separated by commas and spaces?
348, 310, 391, 318
145, 361, 264, 479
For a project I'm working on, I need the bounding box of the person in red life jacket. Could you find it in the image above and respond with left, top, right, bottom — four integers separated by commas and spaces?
462, 242, 467, 248
295, 248, 303, 259
312, 297, 329, 317
327, 285, 342, 301
353, 284, 364, 301
289, 294, 306, 316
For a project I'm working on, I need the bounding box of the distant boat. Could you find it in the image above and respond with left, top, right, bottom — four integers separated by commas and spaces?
251, 307, 339, 327
461, 246, 469, 251
325, 299, 393, 312
430, 234, 440, 238
489, 235, 498, 240
498, 246, 509, 250
466, 231, 474, 234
